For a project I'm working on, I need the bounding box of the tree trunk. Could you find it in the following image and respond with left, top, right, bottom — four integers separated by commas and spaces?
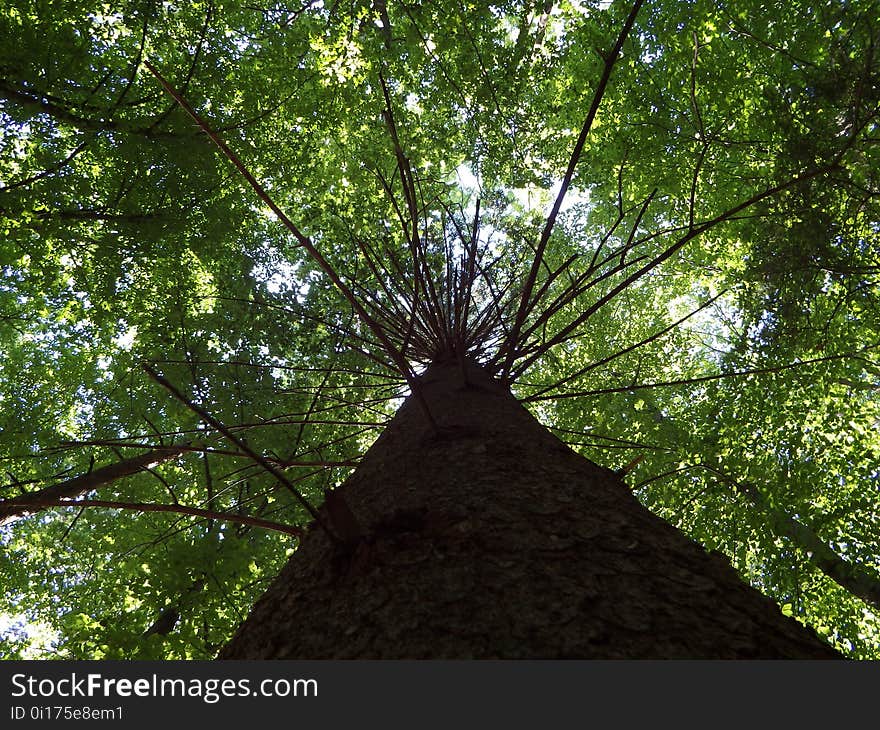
219, 359, 840, 658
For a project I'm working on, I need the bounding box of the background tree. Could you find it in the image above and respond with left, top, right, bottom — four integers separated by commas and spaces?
0, 0, 878, 657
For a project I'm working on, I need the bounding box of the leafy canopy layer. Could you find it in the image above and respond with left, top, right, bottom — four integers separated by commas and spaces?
1, 0, 878, 657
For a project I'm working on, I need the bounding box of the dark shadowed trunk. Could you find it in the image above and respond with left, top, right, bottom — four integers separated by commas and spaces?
219, 359, 839, 658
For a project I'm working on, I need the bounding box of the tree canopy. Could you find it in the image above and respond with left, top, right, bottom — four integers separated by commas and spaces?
1, 0, 878, 658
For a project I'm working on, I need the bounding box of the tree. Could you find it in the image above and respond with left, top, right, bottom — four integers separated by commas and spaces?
1, 0, 878, 658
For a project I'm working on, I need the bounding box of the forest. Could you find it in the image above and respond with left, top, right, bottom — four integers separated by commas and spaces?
0, 0, 878, 658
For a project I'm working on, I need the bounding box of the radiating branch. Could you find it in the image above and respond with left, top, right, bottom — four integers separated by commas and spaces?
523, 288, 728, 400
144, 61, 437, 431
512, 161, 838, 378
0, 446, 188, 527
500, 0, 645, 379
525, 345, 880, 402
28, 498, 305, 538
141, 363, 334, 537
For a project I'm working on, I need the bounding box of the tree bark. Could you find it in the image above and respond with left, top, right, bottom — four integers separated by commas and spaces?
219, 359, 840, 658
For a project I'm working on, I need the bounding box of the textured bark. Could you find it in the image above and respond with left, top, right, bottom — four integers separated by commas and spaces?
219, 359, 840, 659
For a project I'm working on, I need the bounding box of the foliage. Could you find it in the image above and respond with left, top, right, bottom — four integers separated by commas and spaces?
1, 0, 878, 658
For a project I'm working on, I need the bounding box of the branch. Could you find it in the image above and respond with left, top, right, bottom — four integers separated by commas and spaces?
702, 464, 880, 612
0, 141, 90, 192
58, 440, 359, 467
0, 79, 183, 139
524, 346, 880, 402
143, 61, 437, 431
24, 498, 304, 538
141, 364, 331, 534
0, 446, 187, 527
512, 161, 837, 378
500, 0, 645, 379
523, 288, 728, 400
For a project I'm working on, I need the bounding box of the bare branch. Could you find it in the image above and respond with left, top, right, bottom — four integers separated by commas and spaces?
524, 345, 880, 402
500, 0, 645, 379
143, 61, 437, 431
0, 446, 187, 527
512, 161, 838, 377
523, 288, 729, 400
141, 363, 333, 537
27, 498, 304, 538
